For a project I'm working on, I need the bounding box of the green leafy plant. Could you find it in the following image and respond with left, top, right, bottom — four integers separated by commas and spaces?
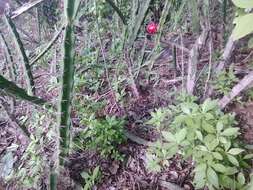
6, 113, 54, 190
146, 95, 252, 190
231, 0, 253, 40
81, 166, 101, 190
213, 66, 238, 95
74, 116, 126, 160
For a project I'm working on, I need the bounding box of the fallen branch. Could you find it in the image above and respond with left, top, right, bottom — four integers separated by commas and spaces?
124, 130, 156, 147
159, 180, 184, 190
215, 35, 235, 73
0, 98, 30, 138
11, 0, 45, 19
105, 0, 127, 25
218, 71, 253, 109
186, 29, 209, 94
160, 39, 190, 53
0, 74, 47, 106
30, 25, 65, 66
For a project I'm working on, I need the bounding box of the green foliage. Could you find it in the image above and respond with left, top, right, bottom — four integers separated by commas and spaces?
9, 135, 44, 189
146, 95, 252, 190
6, 113, 54, 189
232, 0, 253, 40
213, 66, 238, 95
81, 166, 101, 190
245, 88, 253, 101
75, 51, 105, 93
74, 116, 126, 160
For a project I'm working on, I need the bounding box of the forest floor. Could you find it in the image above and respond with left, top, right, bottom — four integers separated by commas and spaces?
1, 9, 253, 190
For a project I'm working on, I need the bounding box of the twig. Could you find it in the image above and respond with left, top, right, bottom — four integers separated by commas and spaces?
158, 180, 184, 190
124, 130, 156, 147
215, 35, 235, 73
203, 18, 213, 98
186, 29, 209, 94
160, 39, 190, 53
0, 99, 30, 138
218, 71, 253, 108
10, 0, 45, 19
94, 1, 120, 112
124, 51, 140, 99
30, 24, 65, 66
105, 0, 127, 25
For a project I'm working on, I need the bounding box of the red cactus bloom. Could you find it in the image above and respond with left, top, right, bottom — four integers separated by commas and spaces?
146, 22, 158, 34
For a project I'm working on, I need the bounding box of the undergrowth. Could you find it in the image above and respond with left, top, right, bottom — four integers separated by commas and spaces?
147, 94, 253, 190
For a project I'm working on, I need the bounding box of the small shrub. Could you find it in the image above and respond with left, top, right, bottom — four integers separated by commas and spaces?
81, 166, 101, 190
146, 95, 252, 190
213, 66, 238, 95
74, 116, 126, 160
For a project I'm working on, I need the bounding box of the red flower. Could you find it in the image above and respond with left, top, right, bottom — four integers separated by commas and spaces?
146, 22, 158, 34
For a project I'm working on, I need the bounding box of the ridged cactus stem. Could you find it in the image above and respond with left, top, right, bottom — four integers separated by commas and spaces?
58, 0, 80, 167
4, 14, 35, 95
50, 1, 80, 189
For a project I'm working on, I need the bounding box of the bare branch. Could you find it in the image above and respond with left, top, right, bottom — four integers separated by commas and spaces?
215, 35, 235, 73
218, 71, 253, 108
10, 0, 45, 19
186, 29, 209, 94
30, 25, 65, 66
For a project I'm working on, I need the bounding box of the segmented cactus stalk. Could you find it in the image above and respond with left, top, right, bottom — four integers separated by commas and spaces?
0, 74, 46, 105
58, 0, 80, 166
4, 15, 35, 95
50, 1, 80, 189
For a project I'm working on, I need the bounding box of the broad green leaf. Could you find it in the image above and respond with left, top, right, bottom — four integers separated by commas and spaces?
221, 127, 239, 136
219, 136, 228, 144
228, 148, 244, 155
232, 0, 253, 8
175, 128, 187, 143
205, 113, 214, 120
202, 121, 216, 133
227, 154, 239, 166
237, 172, 245, 185
220, 175, 236, 189
202, 99, 217, 113
243, 153, 253, 159
194, 163, 207, 189
92, 166, 100, 179
207, 167, 219, 188
232, 13, 253, 40
185, 117, 195, 128
224, 141, 232, 152
225, 167, 238, 175
195, 130, 203, 141
162, 131, 176, 142
212, 152, 223, 160
206, 139, 219, 151
216, 122, 223, 133
248, 37, 253, 48
81, 171, 89, 179
197, 145, 208, 152
212, 163, 227, 173
181, 104, 191, 114
194, 163, 207, 172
